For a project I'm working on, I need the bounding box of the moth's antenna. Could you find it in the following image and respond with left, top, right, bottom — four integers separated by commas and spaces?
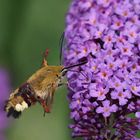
59, 32, 65, 65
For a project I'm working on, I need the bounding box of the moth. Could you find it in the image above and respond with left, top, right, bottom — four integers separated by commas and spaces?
4, 49, 87, 118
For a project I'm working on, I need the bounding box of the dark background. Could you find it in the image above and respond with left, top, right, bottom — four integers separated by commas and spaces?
0, 0, 80, 140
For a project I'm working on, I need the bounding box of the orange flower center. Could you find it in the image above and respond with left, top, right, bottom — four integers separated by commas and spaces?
102, 72, 107, 77
118, 92, 123, 97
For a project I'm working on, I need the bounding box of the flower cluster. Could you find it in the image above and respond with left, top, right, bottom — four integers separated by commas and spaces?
64, 0, 140, 139
0, 69, 11, 140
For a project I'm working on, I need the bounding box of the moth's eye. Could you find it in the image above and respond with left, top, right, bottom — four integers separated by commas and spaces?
56, 74, 61, 78
37, 96, 40, 99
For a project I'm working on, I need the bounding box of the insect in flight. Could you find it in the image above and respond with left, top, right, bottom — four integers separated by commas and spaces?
4, 38, 87, 118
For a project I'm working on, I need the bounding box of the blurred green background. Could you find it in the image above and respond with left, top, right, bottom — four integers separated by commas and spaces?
0, 0, 80, 140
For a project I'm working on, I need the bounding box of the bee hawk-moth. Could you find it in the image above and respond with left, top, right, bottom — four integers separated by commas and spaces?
4, 49, 87, 118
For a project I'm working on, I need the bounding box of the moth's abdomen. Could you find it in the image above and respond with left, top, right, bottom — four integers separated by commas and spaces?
5, 83, 37, 118
5, 96, 27, 118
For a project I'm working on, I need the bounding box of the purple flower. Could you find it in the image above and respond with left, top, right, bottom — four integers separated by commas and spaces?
64, 0, 140, 139
89, 84, 109, 100
111, 90, 131, 106
97, 0, 112, 7
111, 16, 124, 30
0, 69, 11, 140
103, 30, 116, 47
96, 100, 118, 117
123, 25, 138, 43
135, 112, 140, 118
130, 83, 140, 96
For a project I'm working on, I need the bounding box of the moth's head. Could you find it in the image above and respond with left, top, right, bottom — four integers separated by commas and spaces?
60, 68, 67, 77
54, 66, 64, 73
52, 66, 65, 78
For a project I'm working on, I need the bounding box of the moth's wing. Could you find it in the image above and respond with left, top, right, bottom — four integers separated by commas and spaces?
27, 67, 58, 112
45, 83, 55, 106
35, 79, 55, 102
42, 82, 55, 113
28, 67, 55, 98
32, 76, 56, 112
41, 48, 49, 67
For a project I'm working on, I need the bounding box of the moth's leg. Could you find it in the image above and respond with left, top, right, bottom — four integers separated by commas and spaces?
38, 98, 51, 113
41, 85, 55, 114
58, 82, 75, 92
58, 82, 66, 87
43, 105, 50, 113
58, 77, 69, 87
38, 91, 54, 114
41, 48, 49, 67
45, 92, 55, 113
